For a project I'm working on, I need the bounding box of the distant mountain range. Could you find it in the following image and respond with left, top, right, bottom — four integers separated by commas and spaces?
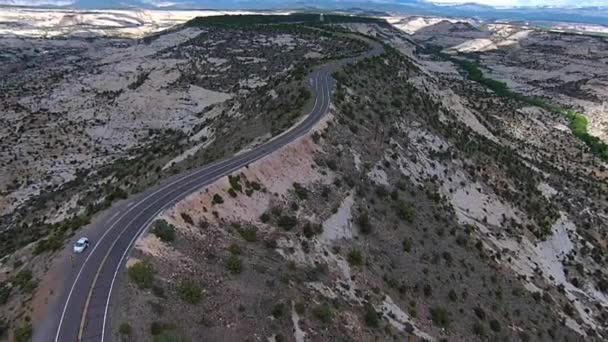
1, 0, 607, 25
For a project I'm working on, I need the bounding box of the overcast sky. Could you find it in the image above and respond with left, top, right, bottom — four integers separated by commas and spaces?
427, 0, 608, 7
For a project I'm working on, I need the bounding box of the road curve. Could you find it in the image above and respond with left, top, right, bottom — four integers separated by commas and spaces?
36, 38, 382, 342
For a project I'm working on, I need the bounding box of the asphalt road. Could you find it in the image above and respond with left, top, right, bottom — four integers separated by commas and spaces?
36, 40, 382, 342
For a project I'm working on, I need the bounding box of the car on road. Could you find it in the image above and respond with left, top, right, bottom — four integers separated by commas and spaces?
73, 237, 90, 253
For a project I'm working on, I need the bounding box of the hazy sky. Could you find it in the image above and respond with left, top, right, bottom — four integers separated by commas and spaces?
428, 0, 608, 6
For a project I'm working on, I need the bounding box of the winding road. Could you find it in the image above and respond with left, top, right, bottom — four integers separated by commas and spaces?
35, 37, 382, 342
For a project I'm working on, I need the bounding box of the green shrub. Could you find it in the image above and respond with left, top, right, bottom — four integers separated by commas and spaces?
356, 212, 372, 235
176, 279, 202, 304
225, 255, 243, 274
151, 220, 176, 242
14, 322, 32, 342
260, 212, 270, 223
302, 222, 322, 239
228, 243, 242, 255
34, 232, 64, 255
212, 194, 224, 204
180, 213, 194, 225
489, 319, 501, 332
150, 322, 188, 342
12, 269, 37, 293
472, 322, 485, 336
430, 307, 450, 327
228, 188, 237, 198
293, 183, 308, 200
313, 303, 333, 323
448, 289, 458, 302
272, 302, 285, 318
364, 303, 379, 327
396, 201, 415, 222
237, 226, 257, 242
277, 215, 298, 231
347, 249, 363, 266
128, 261, 154, 289
0, 283, 10, 305
294, 301, 305, 314
402, 238, 412, 252
0, 319, 6, 339
119, 322, 132, 335
228, 175, 242, 192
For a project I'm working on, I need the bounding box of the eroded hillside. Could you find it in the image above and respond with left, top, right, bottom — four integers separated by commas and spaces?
112, 22, 608, 341
0, 16, 372, 339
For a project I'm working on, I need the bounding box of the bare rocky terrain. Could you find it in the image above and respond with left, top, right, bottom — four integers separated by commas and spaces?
1, 11, 608, 342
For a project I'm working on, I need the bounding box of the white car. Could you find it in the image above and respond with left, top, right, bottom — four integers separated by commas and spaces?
73, 237, 90, 253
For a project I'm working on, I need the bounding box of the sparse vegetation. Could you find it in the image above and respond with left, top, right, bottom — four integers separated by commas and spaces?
119, 322, 132, 336
313, 303, 333, 323
225, 254, 243, 274
430, 307, 450, 327
14, 322, 32, 342
176, 280, 202, 304
151, 220, 176, 242
212, 194, 224, 204
128, 261, 155, 289
347, 249, 364, 266
236, 225, 257, 242
277, 215, 298, 231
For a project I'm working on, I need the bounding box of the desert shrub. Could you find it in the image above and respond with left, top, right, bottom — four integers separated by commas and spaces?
0, 283, 10, 305
151, 220, 176, 242
293, 183, 308, 200
423, 284, 432, 297
14, 323, 32, 342
430, 307, 450, 327
472, 322, 485, 336
277, 215, 298, 231
128, 261, 154, 289
396, 201, 415, 222
448, 289, 458, 302
180, 213, 194, 225
119, 322, 132, 335
249, 181, 262, 191
474, 306, 486, 320
228, 243, 242, 255
177, 279, 202, 304
402, 238, 412, 252
12, 269, 37, 293
225, 255, 243, 274
272, 302, 285, 318
0, 319, 5, 339
364, 303, 379, 327
34, 232, 64, 255
228, 188, 237, 198
150, 322, 187, 342
260, 212, 270, 223
313, 303, 333, 323
197, 219, 209, 230
489, 319, 501, 332
295, 301, 305, 314
302, 222, 323, 239
356, 211, 372, 235
347, 249, 364, 266
375, 186, 389, 198
237, 226, 257, 242
212, 194, 224, 204
228, 175, 242, 192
